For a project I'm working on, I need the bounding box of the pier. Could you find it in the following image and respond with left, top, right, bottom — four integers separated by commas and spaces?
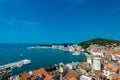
0, 59, 31, 69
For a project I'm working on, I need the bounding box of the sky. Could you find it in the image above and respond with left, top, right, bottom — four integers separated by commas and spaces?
0, 0, 120, 43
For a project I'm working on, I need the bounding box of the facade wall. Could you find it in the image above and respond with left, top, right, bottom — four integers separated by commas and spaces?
93, 58, 101, 71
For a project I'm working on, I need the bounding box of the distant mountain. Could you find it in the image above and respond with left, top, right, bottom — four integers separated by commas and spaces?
79, 38, 120, 49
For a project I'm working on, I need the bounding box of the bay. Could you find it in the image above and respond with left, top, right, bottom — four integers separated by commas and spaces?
0, 44, 86, 74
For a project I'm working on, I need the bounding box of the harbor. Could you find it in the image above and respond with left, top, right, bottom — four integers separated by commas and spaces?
0, 59, 31, 69
0, 59, 31, 80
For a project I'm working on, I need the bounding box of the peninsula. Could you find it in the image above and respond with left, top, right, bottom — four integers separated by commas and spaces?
27, 38, 120, 55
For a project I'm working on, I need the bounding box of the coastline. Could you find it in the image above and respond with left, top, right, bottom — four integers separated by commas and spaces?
27, 44, 86, 56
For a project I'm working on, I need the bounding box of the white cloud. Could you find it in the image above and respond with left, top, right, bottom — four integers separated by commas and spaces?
17, 20, 42, 30
0, 18, 42, 31
1, 20, 15, 26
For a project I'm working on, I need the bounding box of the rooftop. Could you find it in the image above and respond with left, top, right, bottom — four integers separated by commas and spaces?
19, 68, 53, 80
64, 70, 79, 80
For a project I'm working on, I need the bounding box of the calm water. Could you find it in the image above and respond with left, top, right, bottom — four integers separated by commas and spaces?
0, 44, 86, 74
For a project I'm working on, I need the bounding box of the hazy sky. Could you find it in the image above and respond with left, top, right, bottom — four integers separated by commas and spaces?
0, 0, 120, 43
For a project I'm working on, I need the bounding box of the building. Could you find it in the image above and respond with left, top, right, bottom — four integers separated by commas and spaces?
87, 56, 101, 71
80, 75, 92, 80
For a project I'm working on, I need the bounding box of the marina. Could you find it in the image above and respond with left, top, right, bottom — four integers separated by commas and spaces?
0, 59, 31, 69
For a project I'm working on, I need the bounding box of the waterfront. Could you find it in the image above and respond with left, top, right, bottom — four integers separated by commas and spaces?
0, 44, 86, 74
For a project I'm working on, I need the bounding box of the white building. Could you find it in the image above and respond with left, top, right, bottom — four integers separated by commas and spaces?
69, 46, 75, 52
80, 75, 92, 80
66, 62, 81, 69
87, 57, 92, 65
103, 70, 111, 79
87, 57, 101, 71
66, 64, 73, 69
90, 49, 104, 57
93, 57, 101, 71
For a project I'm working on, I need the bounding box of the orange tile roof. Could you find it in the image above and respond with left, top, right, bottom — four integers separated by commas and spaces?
90, 70, 105, 79
102, 50, 120, 63
105, 50, 120, 55
80, 62, 91, 71
105, 50, 113, 54
112, 50, 120, 54
64, 70, 79, 80
19, 72, 30, 80
92, 73, 104, 78
19, 68, 53, 80
112, 74, 120, 80
104, 62, 120, 72
70, 77, 77, 80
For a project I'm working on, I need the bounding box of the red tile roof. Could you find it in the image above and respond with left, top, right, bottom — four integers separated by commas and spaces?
19, 68, 53, 80
112, 74, 120, 80
70, 77, 77, 80
104, 62, 120, 72
105, 50, 120, 55
64, 70, 79, 80
90, 70, 105, 79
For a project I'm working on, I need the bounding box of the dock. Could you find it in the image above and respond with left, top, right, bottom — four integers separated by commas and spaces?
0, 59, 31, 69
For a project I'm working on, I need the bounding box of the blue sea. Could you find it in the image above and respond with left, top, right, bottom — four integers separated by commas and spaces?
0, 44, 86, 74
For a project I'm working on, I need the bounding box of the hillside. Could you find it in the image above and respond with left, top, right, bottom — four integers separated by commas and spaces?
79, 38, 120, 49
